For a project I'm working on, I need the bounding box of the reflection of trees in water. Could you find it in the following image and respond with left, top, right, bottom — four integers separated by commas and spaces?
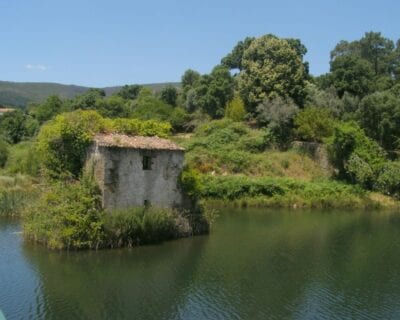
22, 210, 400, 319
187, 209, 400, 319
23, 236, 209, 320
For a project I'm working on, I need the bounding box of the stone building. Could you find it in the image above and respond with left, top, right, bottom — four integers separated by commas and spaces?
86, 134, 185, 210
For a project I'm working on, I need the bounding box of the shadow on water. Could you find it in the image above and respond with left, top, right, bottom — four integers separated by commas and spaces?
3, 209, 400, 319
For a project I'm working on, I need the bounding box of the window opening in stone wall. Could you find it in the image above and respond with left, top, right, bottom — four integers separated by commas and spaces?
142, 156, 152, 170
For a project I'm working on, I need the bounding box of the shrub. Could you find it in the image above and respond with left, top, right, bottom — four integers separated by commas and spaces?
0, 137, 9, 168
24, 174, 105, 250
37, 110, 171, 178
4, 141, 41, 176
376, 161, 400, 198
256, 96, 299, 146
224, 95, 246, 122
328, 122, 386, 185
179, 167, 202, 199
294, 106, 335, 142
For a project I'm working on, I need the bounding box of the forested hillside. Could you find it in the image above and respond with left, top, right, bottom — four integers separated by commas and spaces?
0, 81, 180, 107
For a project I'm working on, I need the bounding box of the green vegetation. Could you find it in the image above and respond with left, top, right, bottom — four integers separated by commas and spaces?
294, 107, 335, 142
0, 80, 180, 108
2, 31, 400, 249
23, 173, 205, 250
37, 110, 171, 178
200, 175, 394, 209
0, 175, 38, 217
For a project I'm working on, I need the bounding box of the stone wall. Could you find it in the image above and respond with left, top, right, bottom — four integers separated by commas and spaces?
87, 144, 185, 210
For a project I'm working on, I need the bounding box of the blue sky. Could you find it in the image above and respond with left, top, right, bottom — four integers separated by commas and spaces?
0, 0, 399, 87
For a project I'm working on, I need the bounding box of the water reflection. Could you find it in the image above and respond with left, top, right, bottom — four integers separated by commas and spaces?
2, 209, 400, 319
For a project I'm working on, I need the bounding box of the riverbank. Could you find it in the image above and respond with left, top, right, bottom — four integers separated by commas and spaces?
201, 175, 399, 209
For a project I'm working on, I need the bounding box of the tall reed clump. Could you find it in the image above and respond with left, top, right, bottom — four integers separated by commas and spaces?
102, 207, 178, 248
0, 175, 38, 217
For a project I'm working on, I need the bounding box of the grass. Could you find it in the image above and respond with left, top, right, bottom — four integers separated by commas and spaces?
200, 175, 399, 209
181, 119, 329, 180
0, 175, 38, 217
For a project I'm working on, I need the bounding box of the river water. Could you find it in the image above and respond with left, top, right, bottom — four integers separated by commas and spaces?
2, 209, 400, 319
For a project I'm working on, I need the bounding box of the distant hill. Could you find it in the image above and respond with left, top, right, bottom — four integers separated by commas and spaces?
0, 81, 180, 108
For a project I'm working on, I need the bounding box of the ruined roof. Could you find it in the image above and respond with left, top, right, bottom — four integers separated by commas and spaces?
93, 134, 184, 151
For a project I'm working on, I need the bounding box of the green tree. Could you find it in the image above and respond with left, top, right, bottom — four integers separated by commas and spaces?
358, 90, 400, 150
294, 107, 335, 142
238, 35, 308, 112
330, 54, 374, 97
30, 95, 67, 123
376, 161, 400, 197
221, 37, 255, 70
95, 95, 131, 118
0, 110, 27, 143
224, 96, 246, 122
160, 85, 178, 106
72, 88, 105, 110
191, 65, 235, 118
115, 84, 143, 100
181, 69, 201, 89
256, 96, 299, 146
329, 32, 400, 92
328, 122, 386, 187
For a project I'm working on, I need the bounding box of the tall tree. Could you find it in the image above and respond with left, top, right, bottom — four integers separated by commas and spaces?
358, 90, 400, 151
221, 37, 255, 71
330, 54, 374, 97
331, 32, 397, 78
237, 35, 308, 112
116, 84, 143, 100
192, 65, 235, 118
160, 85, 178, 106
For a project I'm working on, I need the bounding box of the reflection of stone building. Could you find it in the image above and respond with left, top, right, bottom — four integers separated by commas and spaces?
86, 134, 185, 210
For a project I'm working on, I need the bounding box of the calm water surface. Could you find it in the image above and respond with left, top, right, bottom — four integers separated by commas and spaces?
2, 209, 400, 319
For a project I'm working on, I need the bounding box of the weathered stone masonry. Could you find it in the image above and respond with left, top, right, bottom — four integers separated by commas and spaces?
86, 134, 185, 210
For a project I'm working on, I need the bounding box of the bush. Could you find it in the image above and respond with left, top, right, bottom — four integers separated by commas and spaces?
376, 161, 400, 198
179, 167, 202, 199
4, 141, 41, 176
37, 110, 171, 178
294, 106, 335, 142
224, 95, 246, 122
328, 122, 386, 186
0, 137, 9, 168
24, 175, 105, 250
256, 96, 299, 147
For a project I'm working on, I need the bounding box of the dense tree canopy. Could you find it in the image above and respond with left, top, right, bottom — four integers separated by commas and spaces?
358, 90, 400, 150
160, 85, 178, 106
238, 35, 308, 112
330, 54, 375, 97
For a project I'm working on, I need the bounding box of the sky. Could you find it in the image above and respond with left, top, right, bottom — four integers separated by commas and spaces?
0, 0, 399, 87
